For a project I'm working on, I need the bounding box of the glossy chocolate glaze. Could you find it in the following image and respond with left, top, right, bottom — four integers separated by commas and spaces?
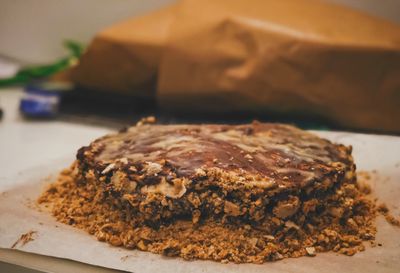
77, 122, 352, 189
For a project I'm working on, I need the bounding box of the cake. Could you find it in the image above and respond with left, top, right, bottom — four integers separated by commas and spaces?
39, 119, 377, 263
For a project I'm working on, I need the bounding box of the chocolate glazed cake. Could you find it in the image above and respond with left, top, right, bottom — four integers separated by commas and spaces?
39, 120, 377, 263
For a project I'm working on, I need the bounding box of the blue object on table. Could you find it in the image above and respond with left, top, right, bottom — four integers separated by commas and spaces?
19, 83, 62, 117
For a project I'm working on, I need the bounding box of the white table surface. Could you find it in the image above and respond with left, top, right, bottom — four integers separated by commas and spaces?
0, 88, 111, 186
0, 88, 123, 272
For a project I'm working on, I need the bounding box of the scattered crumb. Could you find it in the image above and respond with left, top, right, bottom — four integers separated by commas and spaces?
11, 231, 37, 249
120, 255, 133, 262
357, 171, 371, 181
305, 247, 316, 257
385, 215, 400, 227
24, 197, 43, 211
377, 203, 400, 227
136, 116, 156, 126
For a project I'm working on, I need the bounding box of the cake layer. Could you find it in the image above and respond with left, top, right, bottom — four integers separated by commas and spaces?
75, 121, 355, 225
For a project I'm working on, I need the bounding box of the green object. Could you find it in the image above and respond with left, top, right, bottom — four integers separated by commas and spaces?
0, 40, 85, 88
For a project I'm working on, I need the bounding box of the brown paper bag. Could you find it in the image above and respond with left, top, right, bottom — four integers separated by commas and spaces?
158, 0, 400, 133
71, 5, 177, 99
71, 0, 400, 133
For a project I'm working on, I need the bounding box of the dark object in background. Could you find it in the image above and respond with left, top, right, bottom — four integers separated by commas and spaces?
59, 88, 331, 131
19, 83, 69, 118
71, 0, 400, 134
58, 88, 157, 128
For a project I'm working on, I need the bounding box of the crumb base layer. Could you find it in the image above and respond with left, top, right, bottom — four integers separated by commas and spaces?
39, 167, 378, 264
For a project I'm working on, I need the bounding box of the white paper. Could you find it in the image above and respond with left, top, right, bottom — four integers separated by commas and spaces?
0, 131, 399, 273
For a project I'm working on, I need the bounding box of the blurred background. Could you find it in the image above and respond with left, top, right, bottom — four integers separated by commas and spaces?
0, 0, 400, 132
1, 0, 399, 64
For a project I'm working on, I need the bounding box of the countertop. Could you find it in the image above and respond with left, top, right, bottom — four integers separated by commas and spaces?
0, 88, 122, 272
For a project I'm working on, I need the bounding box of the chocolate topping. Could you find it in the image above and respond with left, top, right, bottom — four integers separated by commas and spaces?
78, 122, 351, 189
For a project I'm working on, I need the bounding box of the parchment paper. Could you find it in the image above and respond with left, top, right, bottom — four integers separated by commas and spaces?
0, 131, 399, 273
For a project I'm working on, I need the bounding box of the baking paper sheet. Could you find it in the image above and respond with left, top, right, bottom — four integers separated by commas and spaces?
0, 131, 399, 273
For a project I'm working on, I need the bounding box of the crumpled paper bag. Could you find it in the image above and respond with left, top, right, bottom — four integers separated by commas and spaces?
71, 4, 177, 99
71, 0, 400, 133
